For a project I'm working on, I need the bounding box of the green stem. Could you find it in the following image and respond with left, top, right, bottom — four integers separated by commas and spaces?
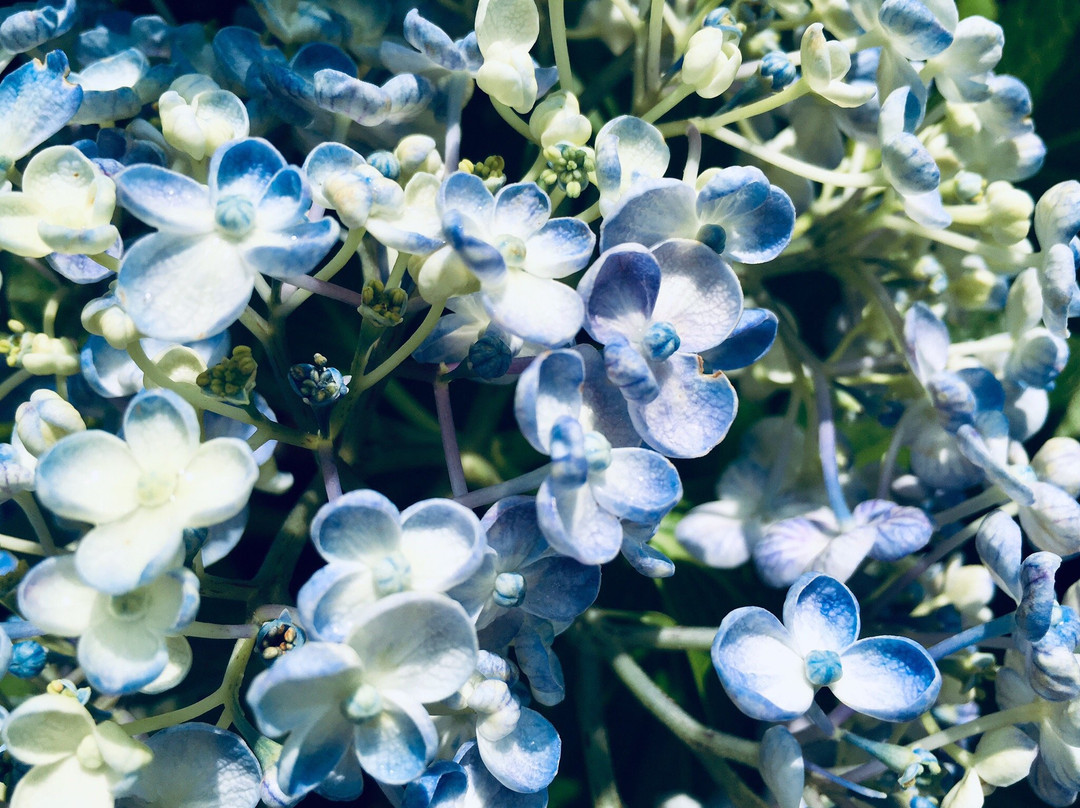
645, 0, 665, 97
602, 623, 717, 650
453, 464, 552, 509
13, 493, 56, 555
0, 368, 31, 403
548, 0, 576, 92
689, 79, 810, 131
216, 636, 257, 730
88, 252, 120, 273
490, 99, 538, 143
881, 215, 1034, 268
182, 622, 259, 640
640, 84, 695, 124
123, 689, 224, 735
0, 532, 48, 556
909, 701, 1046, 752
277, 229, 364, 318
354, 301, 446, 393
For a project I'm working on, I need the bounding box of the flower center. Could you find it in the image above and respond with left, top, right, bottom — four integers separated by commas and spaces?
137, 469, 178, 508
642, 321, 680, 361
493, 572, 527, 608
343, 683, 382, 722
804, 649, 843, 687
372, 553, 411, 596
214, 194, 256, 239
696, 223, 727, 254
496, 235, 527, 267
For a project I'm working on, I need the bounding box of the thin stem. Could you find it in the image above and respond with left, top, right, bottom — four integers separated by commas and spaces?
640, 83, 694, 124
123, 690, 224, 735
877, 406, 917, 500
808, 361, 853, 524
13, 493, 56, 555
575, 637, 625, 808
702, 79, 810, 130
277, 229, 364, 318
0, 533, 48, 556
354, 301, 447, 393
932, 487, 1011, 529
0, 368, 31, 403
682, 124, 884, 187
928, 612, 1015, 660
283, 273, 365, 309
881, 215, 1034, 267
182, 622, 258, 640
548, 0, 575, 91
434, 381, 468, 497
682, 124, 701, 184
444, 73, 469, 170
908, 701, 1046, 753
318, 444, 343, 501
88, 252, 120, 272
453, 465, 551, 509
645, 0, 665, 97
490, 99, 538, 143
598, 621, 716, 650
216, 636, 257, 730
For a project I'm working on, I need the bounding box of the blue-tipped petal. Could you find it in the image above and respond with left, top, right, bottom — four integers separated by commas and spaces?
445, 211, 506, 284
883, 132, 941, 196
598, 179, 697, 252
621, 521, 675, 578
650, 238, 744, 351
353, 694, 438, 785
855, 499, 933, 562
1015, 552, 1061, 643
578, 245, 660, 345
904, 302, 950, 380
0, 0, 77, 55
589, 447, 682, 523
702, 308, 777, 371
523, 217, 596, 280
311, 489, 402, 563
782, 573, 860, 655
241, 218, 339, 279
210, 138, 288, 203
953, 423, 1035, 506
711, 606, 813, 721
492, 183, 551, 241
403, 9, 468, 71
833, 636, 941, 722
513, 349, 584, 454
297, 564, 376, 642
257, 167, 311, 231
0, 50, 83, 166
402, 760, 468, 808
475, 708, 559, 793
440, 172, 496, 225
879, 0, 955, 60
604, 337, 659, 402
594, 115, 670, 213
975, 509, 1023, 600
115, 165, 213, 235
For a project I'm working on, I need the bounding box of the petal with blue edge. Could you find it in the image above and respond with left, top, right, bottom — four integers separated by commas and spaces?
599, 179, 697, 252
311, 489, 402, 564
354, 694, 438, 785
578, 244, 659, 345
114, 165, 213, 235
122, 388, 201, 475
492, 183, 550, 241
591, 447, 682, 523
75, 507, 186, 595
440, 172, 495, 226
701, 308, 777, 371
0, 51, 83, 166
513, 349, 584, 454
475, 707, 560, 793
628, 355, 737, 458
276, 712, 354, 797
879, 0, 956, 60
975, 509, 1023, 600
832, 636, 941, 721
485, 269, 584, 348
536, 477, 623, 564
782, 573, 860, 655
117, 233, 252, 342
399, 500, 486, 591
241, 218, 339, 279
524, 217, 596, 279
79, 621, 167, 694
209, 138, 287, 204
297, 564, 377, 642
256, 167, 311, 231
711, 606, 813, 721
651, 238, 743, 352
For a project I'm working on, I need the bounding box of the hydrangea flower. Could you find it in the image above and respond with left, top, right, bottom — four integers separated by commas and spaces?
712, 572, 942, 721
514, 347, 682, 565
34, 388, 258, 594
18, 557, 200, 694
158, 75, 250, 162
247, 591, 478, 795
403, 742, 548, 807
593, 116, 669, 217
0, 145, 119, 258
297, 490, 486, 642
2, 692, 152, 808
418, 173, 594, 347
114, 137, 340, 341
577, 239, 746, 457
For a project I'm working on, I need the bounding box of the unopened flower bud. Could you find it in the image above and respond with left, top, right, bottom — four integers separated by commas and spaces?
15, 390, 85, 458
683, 26, 742, 99
984, 181, 1034, 244
1032, 437, 1080, 497
529, 91, 591, 148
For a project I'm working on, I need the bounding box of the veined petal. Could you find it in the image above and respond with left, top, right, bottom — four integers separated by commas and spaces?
594, 116, 670, 214
711, 607, 813, 721
354, 694, 437, 785
79, 621, 168, 694
297, 563, 377, 642
536, 477, 623, 564
782, 573, 860, 655
879, 0, 955, 60
310, 489, 402, 564
590, 447, 682, 523
348, 592, 478, 702
475, 0, 539, 53
475, 707, 559, 793
122, 388, 200, 476
0, 51, 83, 165
513, 349, 584, 454
577, 244, 659, 345
35, 430, 139, 523
17, 555, 97, 637
114, 165, 213, 234
117, 232, 253, 342
173, 438, 258, 528
276, 712, 354, 797
628, 354, 737, 458
439, 172, 495, 225
650, 239, 743, 352
833, 636, 941, 721
492, 183, 550, 241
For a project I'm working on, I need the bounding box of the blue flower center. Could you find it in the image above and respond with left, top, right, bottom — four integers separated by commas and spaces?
696, 223, 727, 254
372, 553, 411, 596
215, 194, 256, 239
343, 683, 382, 722
642, 321, 680, 361
804, 649, 843, 686
108, 589, 149, 621
493, 571, 527, 608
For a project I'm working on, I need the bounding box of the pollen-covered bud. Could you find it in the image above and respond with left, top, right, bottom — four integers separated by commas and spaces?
538, 143, 596, 198
256, 611, 306, 662
288, 353, 349, 408
360, 278, 409, 326
197, 345, 258, 405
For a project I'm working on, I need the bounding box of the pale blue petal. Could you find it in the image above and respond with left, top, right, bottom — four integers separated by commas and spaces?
753, 517, 831, 589
402, 760, 467, 808
954, 423, 1035, 505
79, 621, 168, 694
492, 183, 551, 240
598, 179, 697, 251
277, 713, 353, 797
403, 9, 467, 71
577, 343, 639, 448
485, 269, 583, 348
524, 218, 596, 279
711, 606, 813, 721
621, 521, 674, 577
440, 172, 495, 225
883, 132, 940, 196
312, 68, 389, 124
719, 186, 796, 264
974, 509, 1023, 600
456, 742, 549, 807
879, 0, 955, 60
475, 708, 559, 793
536, 477, 622, 564
399, 499, 487, 591
511, 621, 565, 705
594, 116, 670, 212
240, 219, 339, 279
411, 310, 484, 365
481, 495, 545, 566
445, 211, 505, 284
1015, 552, 1060, 643
650, 239, 743, 351
902, 188, 951, 229
628, 354, 737, 458
590, 447, 682, 522
1035, 180, 1080, 248
675, 501, 758, 568
115, 165, 213, 234
117, 233, 252, 342
311, 489, 402, 564
782, 572, 860, 655
577, 244, 659, 345
521, 555, 600, 621
47, 235, 121, 284
296, 564, 376, 642
833, 636, 941, 721
855, 499, 933, 561
0, 0, 77, 54
302, 142, 366, 209
247, 642, 361, 736
257, 168, 311, 231
209, 138, 287, 203
513, 348, 584, 454
354, 694, 437, 785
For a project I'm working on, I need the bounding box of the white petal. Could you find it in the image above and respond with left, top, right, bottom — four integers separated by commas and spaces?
35, 431, 139, 524
173, 438, 258, 527
17, 555, 97, 637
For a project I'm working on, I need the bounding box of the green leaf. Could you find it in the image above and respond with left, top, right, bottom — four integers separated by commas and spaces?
957, 0, 997, 19
998, 0, 1080, 103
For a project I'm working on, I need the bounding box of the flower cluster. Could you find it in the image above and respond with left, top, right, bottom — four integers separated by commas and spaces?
0, 0, 1076, 806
